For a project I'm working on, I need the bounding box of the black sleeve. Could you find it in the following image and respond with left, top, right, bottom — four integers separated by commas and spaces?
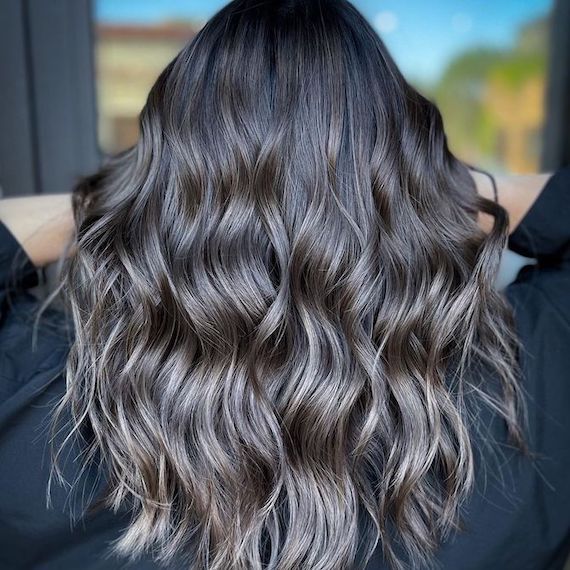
508, 165, 570, 263
0, 220, 40, 297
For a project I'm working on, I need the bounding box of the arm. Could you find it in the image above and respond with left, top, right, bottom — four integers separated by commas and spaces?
470, 169, 554, 235
0, 193, 74, 268
472, 166, 570, 263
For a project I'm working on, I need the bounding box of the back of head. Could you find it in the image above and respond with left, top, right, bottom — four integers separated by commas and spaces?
51, 1, 526, 568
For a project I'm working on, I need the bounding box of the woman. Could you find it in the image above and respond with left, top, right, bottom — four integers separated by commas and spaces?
0, 0, 569, 568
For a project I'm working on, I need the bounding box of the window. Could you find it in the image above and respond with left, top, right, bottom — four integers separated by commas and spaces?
93, 0, 554, 174
95, 19, 197, 153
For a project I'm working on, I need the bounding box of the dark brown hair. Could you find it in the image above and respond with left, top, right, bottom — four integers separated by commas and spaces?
46, 0, 527, 568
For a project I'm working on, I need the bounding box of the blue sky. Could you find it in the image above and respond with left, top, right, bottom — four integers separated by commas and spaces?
96, 0, 552, 85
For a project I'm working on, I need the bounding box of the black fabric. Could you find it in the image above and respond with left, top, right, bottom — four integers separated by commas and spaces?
1, 167, 569, 569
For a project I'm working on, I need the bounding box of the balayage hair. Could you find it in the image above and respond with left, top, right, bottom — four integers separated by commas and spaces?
45, 0, 528, 568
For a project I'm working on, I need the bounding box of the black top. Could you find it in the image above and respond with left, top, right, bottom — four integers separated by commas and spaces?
1, 167, 570, 570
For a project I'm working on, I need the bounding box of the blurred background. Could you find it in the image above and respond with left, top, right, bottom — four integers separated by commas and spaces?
94, 0, 555, 173
0, 0, 569, 200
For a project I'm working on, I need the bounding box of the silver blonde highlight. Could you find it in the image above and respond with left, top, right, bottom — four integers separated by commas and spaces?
46, 1, 527, 568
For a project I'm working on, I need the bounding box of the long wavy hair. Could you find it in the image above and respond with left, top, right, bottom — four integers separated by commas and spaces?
45, 0, 528, 568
